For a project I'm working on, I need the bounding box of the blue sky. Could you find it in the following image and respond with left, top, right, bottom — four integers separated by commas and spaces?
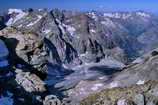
1, 0, 158, 12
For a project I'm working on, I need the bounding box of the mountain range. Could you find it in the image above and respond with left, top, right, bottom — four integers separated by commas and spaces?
1, 9, 158, 105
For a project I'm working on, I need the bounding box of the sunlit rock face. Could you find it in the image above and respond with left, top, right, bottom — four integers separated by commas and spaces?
15, 70, 47, 93
0, 39, 9, 67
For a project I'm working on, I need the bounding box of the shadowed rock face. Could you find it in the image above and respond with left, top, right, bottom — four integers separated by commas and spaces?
1, 9, 158, 105
0, 39, 9, 67
0, 16, 6, 30
0, 39, 9, 59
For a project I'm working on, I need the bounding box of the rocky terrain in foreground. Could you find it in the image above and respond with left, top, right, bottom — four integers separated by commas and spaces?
80, 81, 158, 105
1, 9, 158, 105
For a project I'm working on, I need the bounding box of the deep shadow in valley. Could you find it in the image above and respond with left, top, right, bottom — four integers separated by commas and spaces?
89, 65, 122, 76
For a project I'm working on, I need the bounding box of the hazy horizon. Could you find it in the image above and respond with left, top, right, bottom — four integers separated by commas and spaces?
1, 0, 158, 13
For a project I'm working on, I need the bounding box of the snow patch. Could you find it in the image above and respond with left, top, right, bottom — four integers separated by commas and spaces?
56, 19, 78, 38
136, 12, 150, 17
136, 80, 145, 85
104, 13, 121, 18
18, 24, 23, 28
122, 14, 131, 19
101, 18, 116, 28
109, 81, 118, 88
104, 13, 131, 20
90, 29, 96, 33
27, 15, 42, 26
85, 63, 91, 66
38, 9, 44, 11
56, 19, 77, 37
132, 57, 144, 64
91, 83, 103, 91
79, 51, 89, 57
6, 9, 28, 26
117, 99, 126, 105
8, 9, 23, 14
78, 88, 87, 95
42, 29, 51, 34
62, 64, 69, 69
99, 76, 105, 80
67, 26, 76, 36
63, 24, 76, 36
101, 21, 107, 25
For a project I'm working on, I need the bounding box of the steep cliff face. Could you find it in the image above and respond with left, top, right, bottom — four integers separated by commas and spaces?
1, 9, 151, 65
4, 9, 158, 64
